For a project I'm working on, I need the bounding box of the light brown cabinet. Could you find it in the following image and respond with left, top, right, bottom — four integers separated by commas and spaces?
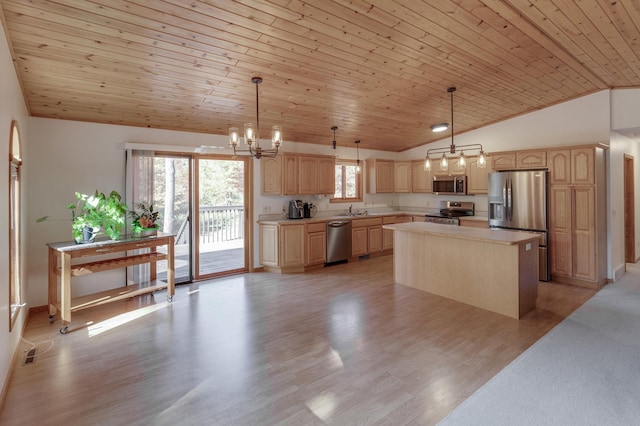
492, 150, 547, 171
466, 155, 494, 194
261, 156, 282, 195
549, 186, 596, 282
548, 145, 606, 288
305, 222, 326, 266
283, 153, 299, 195
259, 222, 305, 272
411, 160, 433, 193
516, 150, 547, 168
299, 155, 336, 195
394, 161, 412, 192
432, 157, 466, 175
351, 217, 383, 257
367, 159, 394, 193
491, 152, 516, 170
261, 153, 334, 196
548, 147, 595, 185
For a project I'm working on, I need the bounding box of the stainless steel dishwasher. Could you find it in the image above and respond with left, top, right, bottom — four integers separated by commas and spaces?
326, 220, 352, 264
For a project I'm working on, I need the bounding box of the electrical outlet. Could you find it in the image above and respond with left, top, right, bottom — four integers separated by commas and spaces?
262, 206, 271, 213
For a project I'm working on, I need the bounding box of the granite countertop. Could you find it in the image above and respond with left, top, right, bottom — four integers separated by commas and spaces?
382, 221, 540, 245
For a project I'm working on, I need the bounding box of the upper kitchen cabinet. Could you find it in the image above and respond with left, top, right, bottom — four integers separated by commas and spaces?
466, 155, 494, 194
394, 161, 412, 192
261, 155, 282, 195
516, 150, 547, 169
282, 153, 299, 195
432, 157, 466, 176
548, 147, 596, 185
261, 153, 334, 196
492, 150, 546, 171
411, 160, 433, 193
299, 154, 335, 195
367, 159, 394, 193
491, 152, 516, 170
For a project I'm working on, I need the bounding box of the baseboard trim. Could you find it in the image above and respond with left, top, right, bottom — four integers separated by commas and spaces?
613, 263, 627, 282
0, 308, 31, 413
29, 305, 48, 314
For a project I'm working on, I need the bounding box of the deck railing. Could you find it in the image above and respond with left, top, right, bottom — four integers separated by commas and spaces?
198, 205, 244, 244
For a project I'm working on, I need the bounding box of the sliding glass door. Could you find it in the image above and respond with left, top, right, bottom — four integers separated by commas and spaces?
195, 157, 248, 279
128, 150, 250, 283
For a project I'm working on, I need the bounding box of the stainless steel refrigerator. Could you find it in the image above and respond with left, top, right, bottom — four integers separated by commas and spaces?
488, 170, 549, 281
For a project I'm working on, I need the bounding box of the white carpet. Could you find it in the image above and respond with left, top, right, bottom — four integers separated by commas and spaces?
439, 264, 640, 425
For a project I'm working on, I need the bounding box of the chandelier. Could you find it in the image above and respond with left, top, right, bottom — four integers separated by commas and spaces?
424, 87, 486, 172
229, 77, 282, 159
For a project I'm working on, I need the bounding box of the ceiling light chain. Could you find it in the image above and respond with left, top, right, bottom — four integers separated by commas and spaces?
331, 126, 338, 150
229, 77, 282, 159
355, 140, 361, 174
424, 86, 487, 171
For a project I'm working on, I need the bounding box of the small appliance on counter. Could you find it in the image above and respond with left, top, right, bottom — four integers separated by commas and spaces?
288, 199, 304, 219
303, 202, 317, 218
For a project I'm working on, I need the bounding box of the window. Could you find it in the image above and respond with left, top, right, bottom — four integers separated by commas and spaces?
9, 121, 23, 331
332, 159, 362, 203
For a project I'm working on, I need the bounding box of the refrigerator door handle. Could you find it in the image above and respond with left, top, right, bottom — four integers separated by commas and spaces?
507, 178, 513, 221
502, 182, 507, 217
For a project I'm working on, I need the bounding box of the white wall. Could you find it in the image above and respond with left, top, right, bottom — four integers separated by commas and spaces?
0, 17, 31, 401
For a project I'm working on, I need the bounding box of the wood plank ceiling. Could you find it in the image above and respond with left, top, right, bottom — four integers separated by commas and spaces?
1, 0, 639, 152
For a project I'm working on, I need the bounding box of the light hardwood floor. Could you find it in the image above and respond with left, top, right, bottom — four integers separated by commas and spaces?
0, 255, 596, 425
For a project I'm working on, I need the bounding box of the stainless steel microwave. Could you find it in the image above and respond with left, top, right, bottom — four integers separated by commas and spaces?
432, 175, 467, 195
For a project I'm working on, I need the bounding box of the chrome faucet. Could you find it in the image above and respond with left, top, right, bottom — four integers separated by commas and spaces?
348, 204, 353, 215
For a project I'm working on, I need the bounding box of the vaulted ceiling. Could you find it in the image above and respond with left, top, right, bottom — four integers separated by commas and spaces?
1, 0, 639, 152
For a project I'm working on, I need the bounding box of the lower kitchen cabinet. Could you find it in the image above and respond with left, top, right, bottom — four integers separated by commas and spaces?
259, 222, 305, 273
305, 222, 326, 266
351, 217, 383, 257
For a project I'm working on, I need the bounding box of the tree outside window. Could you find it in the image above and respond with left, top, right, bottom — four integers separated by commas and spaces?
332, 160, 362, 203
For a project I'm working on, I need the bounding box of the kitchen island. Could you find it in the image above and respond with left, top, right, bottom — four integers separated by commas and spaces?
383, 222, 540, 319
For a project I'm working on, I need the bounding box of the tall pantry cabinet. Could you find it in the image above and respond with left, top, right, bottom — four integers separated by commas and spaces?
548, 146, 607, 288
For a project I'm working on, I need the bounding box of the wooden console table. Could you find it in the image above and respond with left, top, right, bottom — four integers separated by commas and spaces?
47, 233, 175, 334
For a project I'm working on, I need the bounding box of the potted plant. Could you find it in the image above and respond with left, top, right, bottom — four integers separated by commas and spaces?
129, 201, 161, 237
68, 190, 128, 243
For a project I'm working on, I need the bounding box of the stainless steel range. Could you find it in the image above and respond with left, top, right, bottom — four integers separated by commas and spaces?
424, 201, 475, 225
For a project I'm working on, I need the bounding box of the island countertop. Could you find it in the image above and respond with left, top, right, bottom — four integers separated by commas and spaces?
383, 221, 540, 245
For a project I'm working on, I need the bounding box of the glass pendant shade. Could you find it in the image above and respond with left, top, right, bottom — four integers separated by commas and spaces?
271, 125, 282, 148
244, 122, 255, 147
424, 156, 431, 171
441, 153, 448, 171
458, 151, 466, 169
478, 150, 487, 168
229, 127, 240, 148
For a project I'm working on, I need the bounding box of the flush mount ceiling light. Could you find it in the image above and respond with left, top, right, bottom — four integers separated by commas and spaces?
424, 87, 487, 172
229, 77, 282, 159
331, 126, 338, 150
430, 123, 449, 133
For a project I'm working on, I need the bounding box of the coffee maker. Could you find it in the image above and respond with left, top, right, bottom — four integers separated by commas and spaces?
288, 200, 303, 219
303, 202, 315, 218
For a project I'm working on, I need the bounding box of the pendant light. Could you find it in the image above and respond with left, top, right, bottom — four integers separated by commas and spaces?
424, 87, 487, 171
229, 77, 282, 159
